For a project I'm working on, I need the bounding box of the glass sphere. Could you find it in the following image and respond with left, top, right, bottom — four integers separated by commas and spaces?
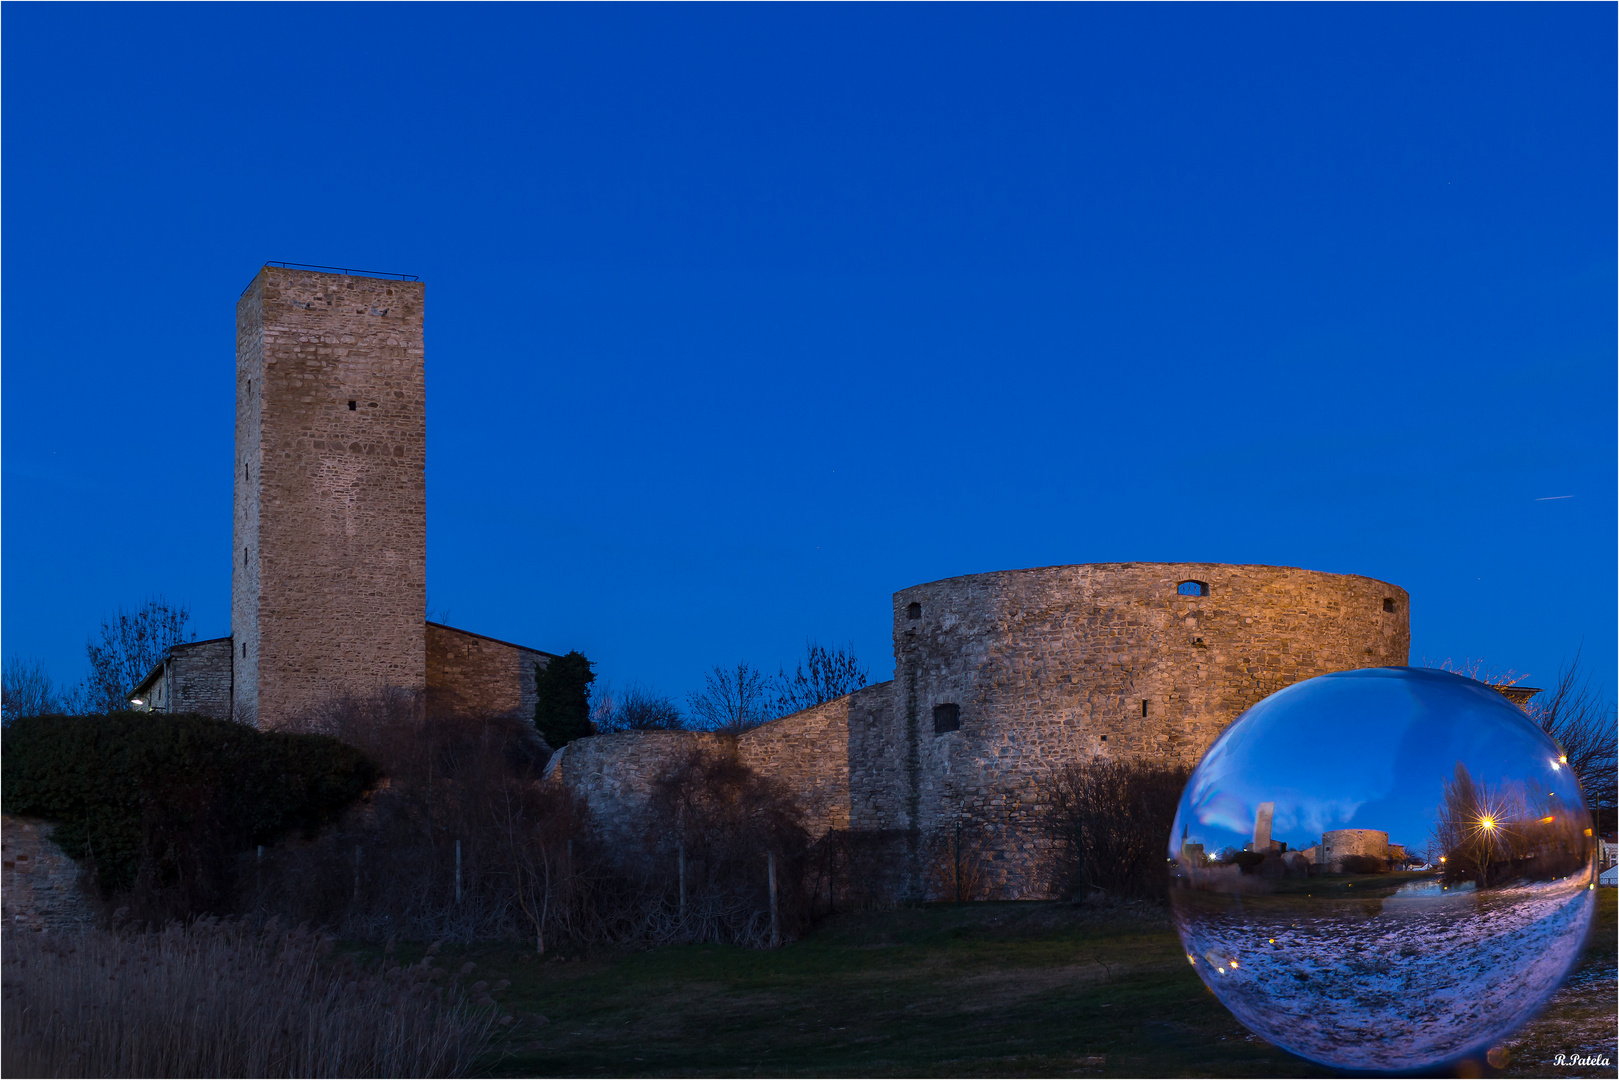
1169, 667, 1595, 1071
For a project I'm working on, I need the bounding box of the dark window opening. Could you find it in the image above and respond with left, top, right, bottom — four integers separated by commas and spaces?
348, 400, 357, 411
907, 602, 921, 620
1141, 699, 1149, 717
244, 547, 248, 567
933, 703, 960, 734
1178, 580, 1207, 597
244, 464, 249, 481
1193, 636, 1206, 648
1383, 598, 1396, 613
246, 379, 251, 395
1100, 734, 1108, 742
242, 642, 247, 658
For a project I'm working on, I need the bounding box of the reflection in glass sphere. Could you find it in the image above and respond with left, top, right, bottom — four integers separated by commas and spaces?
1169, 667, 1595, 1072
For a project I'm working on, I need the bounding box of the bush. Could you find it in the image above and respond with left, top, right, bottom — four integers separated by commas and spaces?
1, 713, 376, 915
1039, 760, 1190, 900
645, 748, 812, 945
1231, 850, 1267, 874
1, 917, 494, 1078
1337, 854, 1385, 875
534, 652, 594, 748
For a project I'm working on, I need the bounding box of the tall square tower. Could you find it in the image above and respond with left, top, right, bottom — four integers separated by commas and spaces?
233, 265, 427, 729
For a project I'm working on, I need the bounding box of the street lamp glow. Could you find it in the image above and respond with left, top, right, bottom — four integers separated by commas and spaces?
1480, 817, 1496, 830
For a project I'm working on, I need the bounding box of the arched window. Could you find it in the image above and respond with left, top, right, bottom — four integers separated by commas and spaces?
933, 703, 960, 734
1177, 580, 1207, 597
906, 602, 922, 620
1383, 598, 1396, 613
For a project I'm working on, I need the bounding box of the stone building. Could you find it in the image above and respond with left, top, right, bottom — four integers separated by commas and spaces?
549, 560, 1412, 897
131, 264, 553, 727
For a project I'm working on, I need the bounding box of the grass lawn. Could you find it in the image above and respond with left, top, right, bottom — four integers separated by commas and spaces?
430, 888, 1615, 1078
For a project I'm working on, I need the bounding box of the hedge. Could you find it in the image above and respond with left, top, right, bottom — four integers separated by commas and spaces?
2, 713, 377, 897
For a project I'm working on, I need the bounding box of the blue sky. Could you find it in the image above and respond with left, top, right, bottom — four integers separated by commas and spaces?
3, 5, 1613, 707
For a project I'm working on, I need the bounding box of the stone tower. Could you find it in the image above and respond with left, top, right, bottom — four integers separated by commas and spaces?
233, 265, 427, 729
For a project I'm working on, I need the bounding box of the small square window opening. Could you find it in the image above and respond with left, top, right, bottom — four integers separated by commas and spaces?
933, 703, 960, 734
907, 602, 922, 620
1383, 598, 1396, 613
1177, 580, 1207, 597
348, 400, 357, 411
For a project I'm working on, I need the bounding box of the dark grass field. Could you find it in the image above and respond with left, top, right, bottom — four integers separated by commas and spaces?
425, 888, 1614, 1078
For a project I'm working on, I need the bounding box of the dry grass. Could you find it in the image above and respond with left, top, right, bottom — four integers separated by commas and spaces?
2, 917, 496, 1078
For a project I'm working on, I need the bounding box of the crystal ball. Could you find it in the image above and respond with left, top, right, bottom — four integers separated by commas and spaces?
1168, 666, 1596, 1071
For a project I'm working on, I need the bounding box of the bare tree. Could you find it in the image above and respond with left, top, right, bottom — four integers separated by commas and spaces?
594, 682, 685, 733
770, 641, 868, 718
3, 658, 66, 722
686, 662, 772, 734
83, 597, 195, 714
1527, 650, 1617, 816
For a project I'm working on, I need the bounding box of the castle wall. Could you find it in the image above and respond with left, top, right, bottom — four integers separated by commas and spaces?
235, 267, 427, 729
544, 731, 736, 849
1321, 828, 1390, 867
2, 815, 98, 932
737, 693, 861, 833
883, 562, 1410, 896
545, 698, 864, 847
427, 622, 553, 720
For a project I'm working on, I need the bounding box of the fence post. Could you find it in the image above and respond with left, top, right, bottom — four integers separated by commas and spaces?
353, 845, 362, 905
1076, 822, 1086, 903
455, 839, 462, 905
767, 850, 779, 948
256, 844, 264, 905
678, 842, 687, 918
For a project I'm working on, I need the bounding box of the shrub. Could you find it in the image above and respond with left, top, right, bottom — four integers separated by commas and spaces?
1337, 854, 1385, 875
1, 917, 494, 1078
1039, 760, 1190, 900
534, 651, 594, 748
645, 747, 813, 946
1231, 851, 1267, 874
1, 713, 376, 914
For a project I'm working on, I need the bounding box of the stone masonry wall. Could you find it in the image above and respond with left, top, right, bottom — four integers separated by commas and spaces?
427, 622, 553, 720
884, 562, 1410, 897
236, 267, 427, 729
546, 698, 861, 851
2, 815, 98, 932
737, 696, 856, 833
163, 638, 234, 720
544, 731, 735, 850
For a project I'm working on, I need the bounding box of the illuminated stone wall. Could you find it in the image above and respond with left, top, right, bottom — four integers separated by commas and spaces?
883, 562, 1410, 896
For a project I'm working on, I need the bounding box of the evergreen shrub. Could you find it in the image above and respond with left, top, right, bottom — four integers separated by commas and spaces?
1, 713, 376, 904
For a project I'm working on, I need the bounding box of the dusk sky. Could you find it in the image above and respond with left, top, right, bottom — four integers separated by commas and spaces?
3, 5, 1612, 708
